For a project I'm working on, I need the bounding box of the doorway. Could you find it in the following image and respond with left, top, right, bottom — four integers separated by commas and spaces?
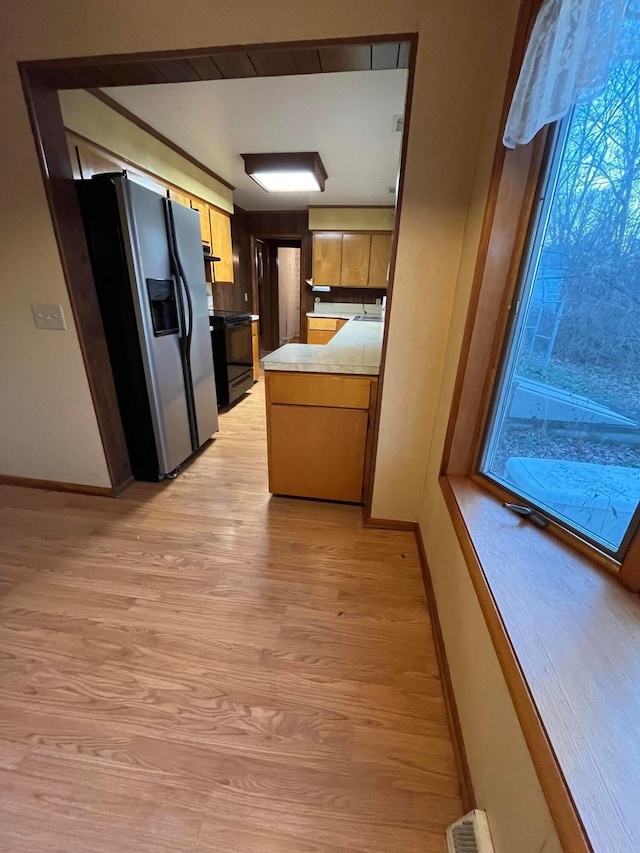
255, 238, 302, 354
18, 34, 417, 508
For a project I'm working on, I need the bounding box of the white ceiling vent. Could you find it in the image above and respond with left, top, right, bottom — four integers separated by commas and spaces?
387, 186, 396, 195
392, 114, 404, 132
446, 810, 495, 853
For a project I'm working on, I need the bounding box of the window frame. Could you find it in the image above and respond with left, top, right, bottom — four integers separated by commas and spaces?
441, 0, 640, 591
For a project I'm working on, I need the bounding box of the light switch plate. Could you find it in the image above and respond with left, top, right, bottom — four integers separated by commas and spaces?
32, 303, 67, 331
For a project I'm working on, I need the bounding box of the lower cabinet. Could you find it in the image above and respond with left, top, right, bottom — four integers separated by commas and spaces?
252, 319, 260, 381
307, 316, 349, 345
265, 371, 378, 503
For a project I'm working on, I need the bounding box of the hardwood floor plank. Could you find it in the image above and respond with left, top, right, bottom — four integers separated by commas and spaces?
0, 379, 461, 851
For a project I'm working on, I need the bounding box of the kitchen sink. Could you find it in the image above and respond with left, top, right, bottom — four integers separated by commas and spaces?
353, 315, 383, 322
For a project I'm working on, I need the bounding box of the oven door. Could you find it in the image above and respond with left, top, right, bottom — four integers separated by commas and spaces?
224, 320, 253, 382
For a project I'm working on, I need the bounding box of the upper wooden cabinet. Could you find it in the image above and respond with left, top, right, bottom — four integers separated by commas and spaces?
168, 188, 193, 208
68, 132, 236, 286
368, 234, 393, 289
190, 198, 212, 248
312, 233, 342, 286
341, 234, 370, 287
312, 231, 392, 288
209, 208, 234, 283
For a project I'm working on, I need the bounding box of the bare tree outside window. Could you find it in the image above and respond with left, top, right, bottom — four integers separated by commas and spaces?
481, 59, 640, 554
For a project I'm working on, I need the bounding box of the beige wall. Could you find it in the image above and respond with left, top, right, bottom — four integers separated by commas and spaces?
308, 207, 395, 231
1, 0, 561, 848
413, 3, 562, 851
60, 90, 234, 213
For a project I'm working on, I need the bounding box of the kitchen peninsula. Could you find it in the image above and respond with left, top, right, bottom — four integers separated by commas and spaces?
262, 317, 383, 502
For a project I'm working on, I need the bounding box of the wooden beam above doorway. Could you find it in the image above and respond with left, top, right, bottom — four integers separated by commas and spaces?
25, 39, 412, 90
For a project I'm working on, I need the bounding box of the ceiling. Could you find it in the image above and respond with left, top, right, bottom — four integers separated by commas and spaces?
102, 69, 408, 210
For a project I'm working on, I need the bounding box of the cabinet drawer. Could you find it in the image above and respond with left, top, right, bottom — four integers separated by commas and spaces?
267, 373, 371, 410
308, 317, 338, 331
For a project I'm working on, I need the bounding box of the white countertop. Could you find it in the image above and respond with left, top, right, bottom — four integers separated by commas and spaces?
262, 317, 383, 375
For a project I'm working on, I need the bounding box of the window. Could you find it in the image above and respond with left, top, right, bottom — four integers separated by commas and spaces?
480, 59, 640, 558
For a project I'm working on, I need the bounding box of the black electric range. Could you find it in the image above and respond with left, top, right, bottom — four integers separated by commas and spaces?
209, 310, 254, 407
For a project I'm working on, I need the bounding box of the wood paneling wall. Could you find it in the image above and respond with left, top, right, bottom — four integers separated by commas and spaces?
216, 209, 310, 313
215, 209, 385, 319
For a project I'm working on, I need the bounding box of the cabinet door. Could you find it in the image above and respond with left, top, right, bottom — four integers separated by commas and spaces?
168, 188, 192, 207
190, 199, 212, 248
268, 404, 368, 502
307, 329, 336, 345
312, 233, 342, 286
368, 233, 392, 288
340, 234, 371, 288
210, 208, 235, 283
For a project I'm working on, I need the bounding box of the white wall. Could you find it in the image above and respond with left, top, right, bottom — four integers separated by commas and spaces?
0, 0, 562, 848
277, 247, 301, 345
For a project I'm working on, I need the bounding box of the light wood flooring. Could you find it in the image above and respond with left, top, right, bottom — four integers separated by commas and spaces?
0, 379, 461, 852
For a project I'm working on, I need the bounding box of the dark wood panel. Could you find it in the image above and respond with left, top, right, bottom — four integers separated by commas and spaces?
398, 41, 411, 69
291, 49, 322, 74
212, 53, 258, 78
187, 55, 223, 80
68, 65, 118, 89
153, 58, 201, 83
248, 50, 297, 77
372, 42, 400, 70
33, 40, 412, 89
319, 45, 372, 73
245, 209, 308, 235
99, 63, 167, 86
314, 287, 386, 305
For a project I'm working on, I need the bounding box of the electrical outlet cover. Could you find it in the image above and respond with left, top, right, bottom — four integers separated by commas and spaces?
32, 303, 67, 331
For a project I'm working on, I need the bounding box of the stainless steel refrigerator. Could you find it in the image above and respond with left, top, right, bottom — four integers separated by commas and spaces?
77, 173, 219, 481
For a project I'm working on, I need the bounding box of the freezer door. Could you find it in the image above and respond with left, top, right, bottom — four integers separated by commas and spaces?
115, 179, 194, 476
168, 200, 219, 445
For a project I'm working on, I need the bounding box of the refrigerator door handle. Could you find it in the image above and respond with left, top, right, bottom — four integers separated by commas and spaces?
165, 200, 199, 453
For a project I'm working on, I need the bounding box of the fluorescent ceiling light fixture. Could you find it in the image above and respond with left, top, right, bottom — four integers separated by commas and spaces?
241, 152, 327, 193
251, 170, 321, 192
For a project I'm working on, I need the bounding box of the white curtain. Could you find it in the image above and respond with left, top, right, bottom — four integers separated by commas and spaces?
504, 0, 640, 148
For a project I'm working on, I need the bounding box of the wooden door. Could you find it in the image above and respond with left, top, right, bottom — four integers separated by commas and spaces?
340, 233, 371, 288
368, 233, 392, 288
312, 233, 342, 285
210, 208, 234, 283
268, 404, 368, 502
